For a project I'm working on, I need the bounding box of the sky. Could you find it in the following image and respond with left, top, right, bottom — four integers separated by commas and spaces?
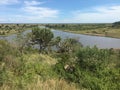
0, 0, 120, 23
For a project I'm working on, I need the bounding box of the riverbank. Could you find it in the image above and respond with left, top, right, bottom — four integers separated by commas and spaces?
0, 28, 32, 36
45, 24, 120, 38
0, 30, 17, 36
63, 28, 120, 39
0, 24, 38, 36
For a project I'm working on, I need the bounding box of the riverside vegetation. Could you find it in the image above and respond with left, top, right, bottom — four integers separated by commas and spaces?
45, 21, 120, 38
0, 26, 120, 90
0, 24, 38, 36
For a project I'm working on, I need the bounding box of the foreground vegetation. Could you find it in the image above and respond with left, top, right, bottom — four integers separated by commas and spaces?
0, 27, 120, 90
46, 22, 120, 38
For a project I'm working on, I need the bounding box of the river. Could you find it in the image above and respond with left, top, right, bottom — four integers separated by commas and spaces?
0, 29, 120, 49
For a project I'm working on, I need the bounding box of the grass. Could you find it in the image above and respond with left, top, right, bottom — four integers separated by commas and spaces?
0, 52, 80, 90
1, 51, 119, 90
63, 28, 120, 38
1, 78, 79, 90
22, 53, 57, 65
24, 78, 78, 90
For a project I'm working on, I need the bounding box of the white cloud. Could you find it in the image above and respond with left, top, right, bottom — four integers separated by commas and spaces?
23, 6, 59, 18
22, 1, 59, 18
24, 0, 44, 6
0, 0, 19, 5
0, 0, 59, 23
71, 5, 120, 23
2, 1, 120, 23
2, 15, 59, 23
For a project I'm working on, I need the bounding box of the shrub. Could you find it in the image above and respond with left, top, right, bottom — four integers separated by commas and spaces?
76, 46, 110, 71
54, 47, 119, 90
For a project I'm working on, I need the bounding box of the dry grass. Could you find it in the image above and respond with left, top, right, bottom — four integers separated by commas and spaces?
0, 78, 81, 90
23, 53, 57, 65
26, 78, 79, 90
0, 30, 18, 36
0, 54, 81, 90
106, 29, 120, 38
64, 28, 120, 38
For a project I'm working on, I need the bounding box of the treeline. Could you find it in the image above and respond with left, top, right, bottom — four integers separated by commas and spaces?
45, 24, 111, 31
112, 21, 120, 28
0, 27, 120, 90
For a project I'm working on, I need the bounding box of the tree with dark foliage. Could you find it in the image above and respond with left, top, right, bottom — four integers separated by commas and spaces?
32, 27, 54, 53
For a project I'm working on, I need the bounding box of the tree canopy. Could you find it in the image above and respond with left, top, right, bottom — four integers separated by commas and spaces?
32, 27, 54, 53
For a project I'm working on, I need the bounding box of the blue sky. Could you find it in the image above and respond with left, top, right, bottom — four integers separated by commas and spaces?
0, 0, 120, 23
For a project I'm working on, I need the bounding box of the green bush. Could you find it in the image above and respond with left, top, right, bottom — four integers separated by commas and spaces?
76, 46, 110, 71
54, 47, 119, 90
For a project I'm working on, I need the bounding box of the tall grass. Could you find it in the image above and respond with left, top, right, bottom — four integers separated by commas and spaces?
1, 78, 79, 90
0, 49, 79, 90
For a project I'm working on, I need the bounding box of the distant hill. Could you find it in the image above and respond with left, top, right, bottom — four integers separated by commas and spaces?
112, 21, 120, 28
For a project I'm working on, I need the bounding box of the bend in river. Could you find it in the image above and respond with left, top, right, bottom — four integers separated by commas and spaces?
0, 29, 120, 49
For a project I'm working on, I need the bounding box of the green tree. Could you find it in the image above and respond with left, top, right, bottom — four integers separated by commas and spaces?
32, 27, 54, 53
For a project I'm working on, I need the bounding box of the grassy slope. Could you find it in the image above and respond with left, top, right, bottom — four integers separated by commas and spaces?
1, 49, 119, 90
0, 53, 78, 90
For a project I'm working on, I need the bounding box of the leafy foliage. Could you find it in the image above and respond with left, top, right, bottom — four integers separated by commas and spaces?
54, 46, 120, 90
76, 46, 110, 71
32, 27, 54, 53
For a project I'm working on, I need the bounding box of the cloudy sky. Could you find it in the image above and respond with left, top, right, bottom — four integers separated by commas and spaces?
0, 0, 120, 23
